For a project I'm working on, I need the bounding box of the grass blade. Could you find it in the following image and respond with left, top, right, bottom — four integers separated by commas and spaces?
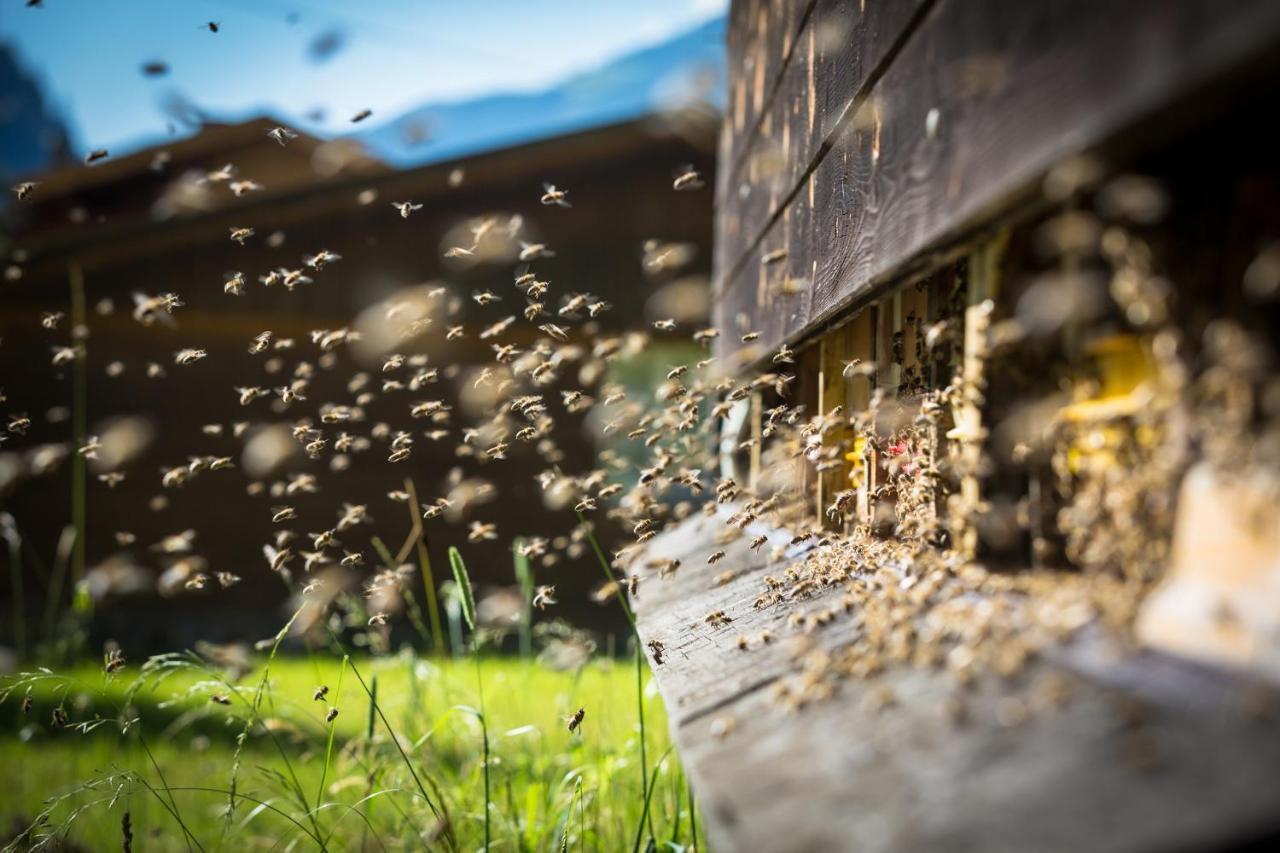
448, 546, 476, 631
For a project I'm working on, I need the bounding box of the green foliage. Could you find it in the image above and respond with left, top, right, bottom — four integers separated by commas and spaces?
0, 655, 699, 851
448, 546, 477, 631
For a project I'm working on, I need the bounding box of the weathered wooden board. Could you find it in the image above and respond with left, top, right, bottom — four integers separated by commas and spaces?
714, 0, 1280, 364
633, 514, 1280, 852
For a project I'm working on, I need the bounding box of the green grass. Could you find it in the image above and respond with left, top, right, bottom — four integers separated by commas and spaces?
0, 653, 699, 852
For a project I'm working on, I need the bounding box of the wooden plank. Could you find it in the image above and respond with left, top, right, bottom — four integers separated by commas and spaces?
714, 0, 1280, 365
634, 513, 1280, 852
715, 0, 933, 293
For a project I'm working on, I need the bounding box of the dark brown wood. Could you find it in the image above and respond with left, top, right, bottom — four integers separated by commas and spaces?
633, 513, 1280, 852
714, 0, 1280, 365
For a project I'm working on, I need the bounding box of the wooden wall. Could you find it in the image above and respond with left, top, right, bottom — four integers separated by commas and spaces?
713, 0, 1280, 365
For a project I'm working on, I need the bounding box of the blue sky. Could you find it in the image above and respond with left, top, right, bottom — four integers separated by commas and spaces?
2, 0, 727, 157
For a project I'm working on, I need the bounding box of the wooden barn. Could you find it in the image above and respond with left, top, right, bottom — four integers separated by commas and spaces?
633, 1, 1280, 851
0, 113, 716, 652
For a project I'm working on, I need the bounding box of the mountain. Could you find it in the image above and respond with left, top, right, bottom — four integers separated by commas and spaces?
352, 16, 725, 167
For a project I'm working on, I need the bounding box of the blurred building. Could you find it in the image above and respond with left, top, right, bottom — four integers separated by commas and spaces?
0, 110, 716, 652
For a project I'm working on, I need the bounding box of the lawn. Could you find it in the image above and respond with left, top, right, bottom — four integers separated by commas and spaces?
0, 652, 698, 851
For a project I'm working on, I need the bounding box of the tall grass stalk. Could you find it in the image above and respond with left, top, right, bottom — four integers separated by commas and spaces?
68, 260, 87, 591
404, 477, 446, 656
316, 654, 349, 809
631, 747, 673, 853
512, 537, 534, 658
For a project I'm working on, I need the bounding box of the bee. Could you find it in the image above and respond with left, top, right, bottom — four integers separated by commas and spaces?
444, 246, 474, 259
271, 505, 297, 523
533, 584, 558, 610
472, 290, 501, 306
392, 201, 423, 219
628, 574, 640, 598
267, 126, 298, 146
761, 248, 788, 264
224, 272, 246, 295
666, 365, 688, 380
540, 183, 570, 207
468, 521, 497, 542
205, 21, 220, 32
703, 609, 732, 627
216, 572, 241, 588
842, 359, 876, 379
174, 348, 207, 365
773, 344, 795, 364
21, 695, 32, 714
305, 249, 341, 270
647, 639, 665, 664
598, 483, 622, 498
229, 226, 254, 245
672, 167, 704, 191
229, 179, 262, 196
519, 242, 554, 261
741, 331, 760, 342
341, 551, 365, 567
539, 323, 569, 342
653, 319, 677, 331
514, 272, 537, 287
587, 300, 610, 317
85, 148, 110, 164
12, 181, 37, 201
313, 685, 329, 702
210, 694, 232, 706
749, 535, 768, 551
99, 472, 126, 488
325, 706, 340, 723
350, 108, 373, 123
40, 311, 64, 329
104, 649, 126, 673
706, 550, 726, 565
693, 327, 720, 344
526, 280, 549, 298
566, 707, 585, 733
388, 446, 411, 463
736, 635, 750, 650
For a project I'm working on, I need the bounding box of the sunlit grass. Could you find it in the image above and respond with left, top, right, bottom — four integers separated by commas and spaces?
1, 654, 697, 851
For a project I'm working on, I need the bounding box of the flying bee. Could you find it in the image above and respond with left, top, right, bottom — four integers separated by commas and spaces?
566, 707, 585, 733
707, 550, 726, 565
215, 572, 241, 588
305, 249, 341, 270
98, 471, 126, 488
672, 166, 704, 191
560, 293, 588, 316
574, 496, 596, 512
472, 290, 501, 306
445, 245, 475, 260
749, 535, 768, 551
12, 181, 37, 201
773, 344, 795, 364
666, 365, 688, 380
267, 126, 298, 146
104, 649, 126, 674
229, 179, 262, 196
271, 506, 296, 523
85, 148, 109, 164
368, 613, 388, 626
587, 300, 610, 317
224, 272, 246, 295
40, 311, 63, 329
341, 551, 365, 567
741, 331, 760, 342
174, 348, 207, 365
526, 280, 549, 298
842, 358, 876, 379
539, 323, 569, 342
350, 108, 373, 123
598, 483, 622, 498
761, 248, 788, 264
211, 694, 232, 706
205, 21, 220, 32
388, 446, 411, 463
229, 226, 254, 245
391, 201, 423, 219
514, 272, 537, 287
693, 327, 720, 344
533, 584, 558, 610
540, 183, 571, 207
519, 242, 554, 261
653, 319, 677, 331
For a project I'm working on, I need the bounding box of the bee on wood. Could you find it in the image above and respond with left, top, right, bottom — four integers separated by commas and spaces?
628, 574, 640, 598
566, 707, 585, 733
647, 639, 664, 664
704, 609, 732, 627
